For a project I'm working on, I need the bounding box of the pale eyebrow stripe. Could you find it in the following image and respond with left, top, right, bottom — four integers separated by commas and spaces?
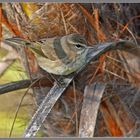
53, 37, 72, 64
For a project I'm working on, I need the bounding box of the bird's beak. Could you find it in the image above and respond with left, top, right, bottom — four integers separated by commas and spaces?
85, 45, 97, 51
85, 45, 96, 49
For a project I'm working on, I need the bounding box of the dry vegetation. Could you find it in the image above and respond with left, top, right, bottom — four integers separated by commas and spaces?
0, 3, 140, 137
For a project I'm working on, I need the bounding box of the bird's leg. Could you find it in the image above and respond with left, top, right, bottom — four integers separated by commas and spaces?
57, 75, 67, 87
47, 73, 65, 87
57, 73, 76, 87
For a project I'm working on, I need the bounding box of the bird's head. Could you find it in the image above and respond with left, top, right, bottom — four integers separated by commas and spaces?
66, 33, 88, 55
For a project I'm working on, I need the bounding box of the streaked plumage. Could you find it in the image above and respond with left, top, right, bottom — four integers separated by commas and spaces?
4, 34, 89, 75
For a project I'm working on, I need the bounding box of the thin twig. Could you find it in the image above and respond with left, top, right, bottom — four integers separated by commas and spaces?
9, 78, 42, 137
60, 8, 68, 35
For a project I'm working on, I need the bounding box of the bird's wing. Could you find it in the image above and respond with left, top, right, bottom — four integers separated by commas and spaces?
37, 56, 65, 75
34, 37, 70, 63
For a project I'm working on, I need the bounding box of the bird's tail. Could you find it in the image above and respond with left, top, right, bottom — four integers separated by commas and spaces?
2, 37, 31, 48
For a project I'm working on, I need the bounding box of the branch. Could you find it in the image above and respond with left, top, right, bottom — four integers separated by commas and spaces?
0, 77, 53, 95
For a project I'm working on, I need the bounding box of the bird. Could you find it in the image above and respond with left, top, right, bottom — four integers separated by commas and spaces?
3, 34, 89, 75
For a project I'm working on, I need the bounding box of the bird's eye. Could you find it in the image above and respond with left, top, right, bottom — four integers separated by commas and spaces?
26, 42, 30, 45
75, 44, 83, 49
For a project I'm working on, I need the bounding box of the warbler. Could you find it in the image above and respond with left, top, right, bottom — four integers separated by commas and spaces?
4, 34, 89, 75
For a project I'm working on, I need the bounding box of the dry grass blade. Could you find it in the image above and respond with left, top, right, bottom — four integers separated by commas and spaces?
1, 10, 25, 38
120, 15, 140, 33
100, 100, 123, 136
79, 82, 106, 137
109, 17, 138, 44
100, 94, 135, 136
78, 4, 106, 42
17, 3, 89, 40
60, 8, 68, 35
116, 49, 140, 86
23, 76, 74, 138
